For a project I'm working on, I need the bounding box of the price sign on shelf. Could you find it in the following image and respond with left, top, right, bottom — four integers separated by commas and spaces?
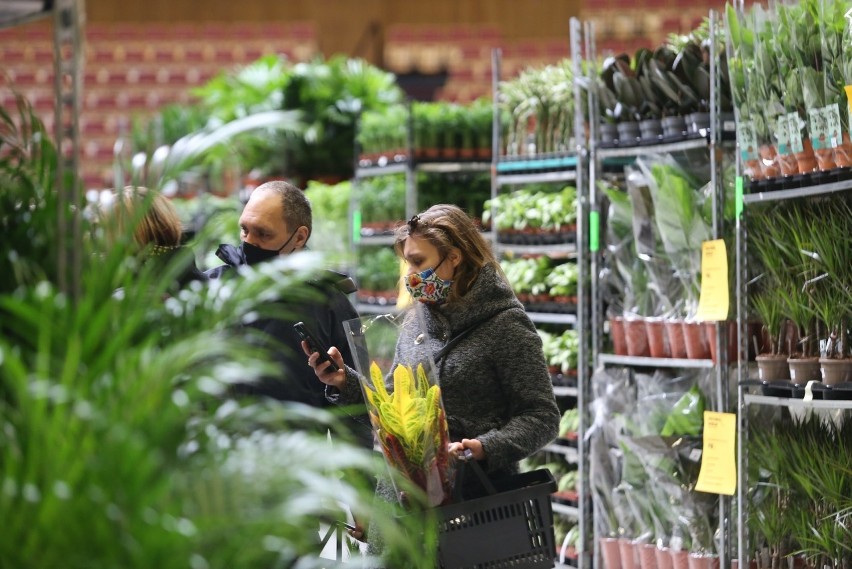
695, 411, 737, 496
695, 239, 729, 322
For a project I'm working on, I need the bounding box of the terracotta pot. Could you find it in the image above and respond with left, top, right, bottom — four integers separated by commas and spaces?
655, 547, 673, 569
601, 537, 623, 569
814, 147, 837, 171
777, 150, 800, 176
665, 320, 688, 359
794, 138, 818, 173
625, 318, 651, 357
819, 358, 852, 386
671, 550, 690, 569
683, 321, 711, 360
832, 132, 852, 167
756, 354, 790, 382
646, 319, 671, 358
758, 144, 781, 179
744, 159, 763, 180
619, 538, 639, 569
786, 357, 821, 384
611, 316, 629, 356
705, 321, 739, 364
639, 543, 657, 569
688, 554, 720, 569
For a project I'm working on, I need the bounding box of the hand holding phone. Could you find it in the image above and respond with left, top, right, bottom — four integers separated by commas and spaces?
294, 321, 340, 373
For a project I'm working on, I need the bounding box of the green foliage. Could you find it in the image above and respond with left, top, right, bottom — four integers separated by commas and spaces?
0, 91, 435, 568
748, 412, 852, 568
135, 54, 403, 186
357, 105, 408, 155
358, 174, 406, 225
499, 60, 575, 154
659, 385, 705, 437
538, 329, 580, 373
356, 247, 400, 292
483, 184, 577, 231
416, 172, 491, 220
0, 90, 59, 294
305, 179, 353, 267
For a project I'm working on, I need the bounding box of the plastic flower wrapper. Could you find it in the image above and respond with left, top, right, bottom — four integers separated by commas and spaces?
343, 309, 455, 507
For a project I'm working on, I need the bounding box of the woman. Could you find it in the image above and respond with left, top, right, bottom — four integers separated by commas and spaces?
307, 204, 560, 545
102, 186, 206, 290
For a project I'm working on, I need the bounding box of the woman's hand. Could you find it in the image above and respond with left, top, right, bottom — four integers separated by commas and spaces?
448, 438, 485, 461
301, 342, 346, 389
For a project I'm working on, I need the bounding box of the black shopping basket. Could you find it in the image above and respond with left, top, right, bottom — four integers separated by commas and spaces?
436, 455, 557, 569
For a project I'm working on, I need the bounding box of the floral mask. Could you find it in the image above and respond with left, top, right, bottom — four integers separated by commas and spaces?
404, 258, 452, 305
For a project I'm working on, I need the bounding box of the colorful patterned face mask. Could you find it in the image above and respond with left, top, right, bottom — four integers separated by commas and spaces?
404, 258, 452, 305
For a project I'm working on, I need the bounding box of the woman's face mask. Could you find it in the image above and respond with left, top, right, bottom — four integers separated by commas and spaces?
404, 257, 452, 304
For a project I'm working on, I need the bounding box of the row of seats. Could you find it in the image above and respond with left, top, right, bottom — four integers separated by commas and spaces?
1, 20, 319, 188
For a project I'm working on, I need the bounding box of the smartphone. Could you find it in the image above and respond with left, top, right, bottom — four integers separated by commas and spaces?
293, 321, 340, 373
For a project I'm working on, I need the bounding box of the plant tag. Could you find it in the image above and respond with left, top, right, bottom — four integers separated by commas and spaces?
790, 368, 796, 380
774, 115, 792, 155
807, 107, 829, 150
736, 120, 758, 162
695, 411, 737, 495
758, 366, 765, 380
689, 448, 702, 462
823, 103, 842, 148
786, 112, 804, 154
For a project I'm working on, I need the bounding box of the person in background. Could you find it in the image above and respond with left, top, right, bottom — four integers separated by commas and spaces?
102, 186, 207, 290
306, 203, 560, 548
205, 180, 372, 447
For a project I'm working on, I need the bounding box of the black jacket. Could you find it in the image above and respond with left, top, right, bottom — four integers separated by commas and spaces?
206, 244, 372, 446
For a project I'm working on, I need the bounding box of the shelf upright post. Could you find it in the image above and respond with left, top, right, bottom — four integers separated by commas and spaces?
405, 99, 416, 219
708, 12, 732, 569
490, 48, 502, 254
53, 0, 85, 301
571, 17, 591, 569
728, 1, 749, 566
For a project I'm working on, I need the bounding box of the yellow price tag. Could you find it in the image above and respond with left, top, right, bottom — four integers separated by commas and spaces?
695, 239, 729, 322
695, 411, 737, 496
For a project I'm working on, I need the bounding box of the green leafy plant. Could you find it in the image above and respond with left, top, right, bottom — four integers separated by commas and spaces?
0, 94, 436, 569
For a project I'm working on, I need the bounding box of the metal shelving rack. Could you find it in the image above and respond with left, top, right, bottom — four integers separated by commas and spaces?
735, 168, 852, 569
487, 19, 593, 569
585, 11, 732, 569
351, 106, 491, 315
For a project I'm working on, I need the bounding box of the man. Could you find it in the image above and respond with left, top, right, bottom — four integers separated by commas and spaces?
207, 180, 371, 447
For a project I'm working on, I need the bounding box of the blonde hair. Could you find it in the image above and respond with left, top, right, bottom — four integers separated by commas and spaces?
394, 204, 502, 303
106, 186, 182, 252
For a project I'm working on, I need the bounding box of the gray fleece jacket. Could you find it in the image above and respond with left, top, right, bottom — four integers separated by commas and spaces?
329, 262, 560, 477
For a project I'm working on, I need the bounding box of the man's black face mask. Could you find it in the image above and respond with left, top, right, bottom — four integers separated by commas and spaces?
240, 230, 297, 266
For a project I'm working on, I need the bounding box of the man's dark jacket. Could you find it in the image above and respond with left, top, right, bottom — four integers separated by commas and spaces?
206, 243, 372, 447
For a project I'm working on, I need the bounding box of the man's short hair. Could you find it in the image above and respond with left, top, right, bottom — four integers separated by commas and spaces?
256, 180, 312, 241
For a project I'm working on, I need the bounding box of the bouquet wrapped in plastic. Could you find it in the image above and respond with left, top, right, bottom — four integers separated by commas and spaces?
344, 310, 454, 507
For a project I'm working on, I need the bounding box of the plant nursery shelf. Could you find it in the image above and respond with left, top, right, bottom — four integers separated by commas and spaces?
741, 177, 852, 204
528, 312, 577, 325
743, 394, 852, 410
553, 386, 578, 397
354, 163, 408, 179
495, 243, 577, 256
598, 354, 715, 369
416, 161, 491, 173
544, 443, 579, 462
356, 234, 396, 246
497, 154, 578, 172
551, 502, 579, 519
597, 136, 709, 158
355, 303, 399, 315
496, 170, 578, 186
